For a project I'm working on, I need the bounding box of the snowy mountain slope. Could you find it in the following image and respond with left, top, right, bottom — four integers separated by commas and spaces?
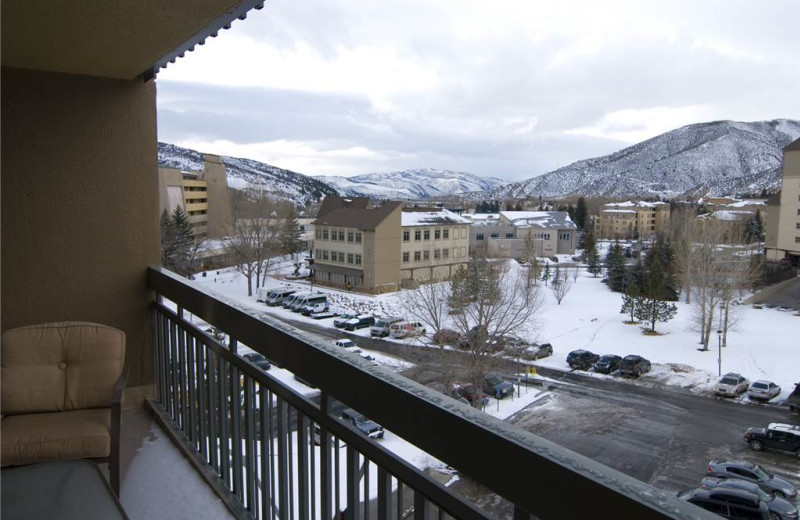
492, 119, 800, 199
316, 168, 507, 199
157, 142, 337, 206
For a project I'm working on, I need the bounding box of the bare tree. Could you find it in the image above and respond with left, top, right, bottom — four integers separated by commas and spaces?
552, 266, 573, 304
449, 255, 542, 407
224, 189, 285, 297
667, 204, 695, 303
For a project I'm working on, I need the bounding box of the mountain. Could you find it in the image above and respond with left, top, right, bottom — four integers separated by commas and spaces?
157, 142, 338, 206
315, 168, 507, 199
494, 119, 800, 199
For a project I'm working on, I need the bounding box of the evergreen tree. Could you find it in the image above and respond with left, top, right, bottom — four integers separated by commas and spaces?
160, 206, 195, 276
634, 253, 678, 332
541, 263, 551, 286
575, 197, 588, 231
280, 207, 304, 257
645, 238, 679, 300
604, 241, 627, 291
567, 204, 576, 224
620, 291, 639, 323
586, 235, 602, 277
743, 210, 763, 243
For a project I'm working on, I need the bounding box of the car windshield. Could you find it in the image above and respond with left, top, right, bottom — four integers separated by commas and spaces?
249, 354, 265, 362
720, 378, 738, 385
486, 375, 502, 385
600, 356, 615, 362
751, 382, 768, 389
752, 466, 771, 480
374, 321, 387, 327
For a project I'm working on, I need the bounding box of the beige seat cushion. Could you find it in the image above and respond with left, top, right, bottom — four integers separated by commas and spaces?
1, 408, 111, 466
1, 322, 125, 413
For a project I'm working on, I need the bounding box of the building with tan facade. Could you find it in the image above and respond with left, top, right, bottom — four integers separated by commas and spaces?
765, 138, 800, 265
158, 154, 232, 239
593, 201, 670, 240
311, 198, 471, 291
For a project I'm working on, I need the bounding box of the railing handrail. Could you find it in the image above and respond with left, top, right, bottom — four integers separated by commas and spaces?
148, 266, 718, 520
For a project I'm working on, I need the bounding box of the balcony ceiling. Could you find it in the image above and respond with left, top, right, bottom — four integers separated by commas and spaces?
1, 0, 262, 81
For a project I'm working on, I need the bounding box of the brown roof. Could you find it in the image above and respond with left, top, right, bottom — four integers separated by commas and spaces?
313, 199, 403, 230
785, 137, 800, 152
317, 196, 371, 218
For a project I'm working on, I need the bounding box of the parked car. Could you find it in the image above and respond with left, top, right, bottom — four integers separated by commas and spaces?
454, 383, 489, 406
619, 355, 651, 377
389, 321, 426, 339
707, 460, 798, 499
483, 373, 514, 399
526, 342, 554, 360
334, 338, 358, 350
701, 477, 800, 520
743, 423, 800, 459
593, 354, 622, 374
341, 408, 384, 439
748, 380, 782, 402
299, 295, 329, 316
370, 317, 403, 337
785, 383, 800, 413
263, 288, 296, 306
344, 314, 375, 331
677, 487, 771, 520
242, 353, 271, 371
310, 309, 337, 320
714, 373, 750, 398
333, 313, 358, 328
566, 349, 599, 370
432, 329, 461, 345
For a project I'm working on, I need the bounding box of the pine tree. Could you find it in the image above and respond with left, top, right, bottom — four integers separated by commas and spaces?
541, 263, 551, 286
604, 241, 627, 291
280, 207, 304, 257
620, 292, 639, 323
634, 253, 678, 332
160, 206, 195, 276
575, 197, 588, 231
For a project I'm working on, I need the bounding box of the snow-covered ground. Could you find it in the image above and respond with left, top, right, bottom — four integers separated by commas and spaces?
193, 255, 799, 403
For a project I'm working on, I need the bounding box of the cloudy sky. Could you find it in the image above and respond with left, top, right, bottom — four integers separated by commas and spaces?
157, 0, 800, 182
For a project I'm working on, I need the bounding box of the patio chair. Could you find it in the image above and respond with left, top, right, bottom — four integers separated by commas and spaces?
1, 322, 128, 496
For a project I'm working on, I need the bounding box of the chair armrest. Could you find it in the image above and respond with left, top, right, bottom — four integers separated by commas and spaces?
112, 366, 129, 406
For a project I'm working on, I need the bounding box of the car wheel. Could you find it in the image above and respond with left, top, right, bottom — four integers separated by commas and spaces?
749, 440, 764, 451
770, 512, 781, 520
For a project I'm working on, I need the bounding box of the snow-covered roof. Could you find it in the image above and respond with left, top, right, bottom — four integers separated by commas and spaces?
462, 213, 500, 221
500, 211, 577, 229
401, 208, 471, 227
604, 201, 668, 209
698, 210, 753, 222
602, 209, 637, 214
723, 200, 766, 208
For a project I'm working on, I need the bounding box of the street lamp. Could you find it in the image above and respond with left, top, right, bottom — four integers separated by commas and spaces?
716, 329, 722, 377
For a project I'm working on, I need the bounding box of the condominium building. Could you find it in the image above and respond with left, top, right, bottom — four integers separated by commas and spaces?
593, 201, 670, 240
400, 208, 471, 283
158, 154, 232, 239
765, 138, 800, 265
466, 211, 576, 259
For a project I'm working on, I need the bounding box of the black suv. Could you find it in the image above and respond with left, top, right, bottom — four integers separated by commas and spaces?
566, 349, 599, 370
593, 354, 622, 374
619, 355, 651, 377
743, 423, 800, 459
677, 488, 770, 520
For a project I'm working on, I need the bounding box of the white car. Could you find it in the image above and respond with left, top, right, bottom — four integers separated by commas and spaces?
333, 339, 362, 354
747, 380, 781, 401
713, 373, 750, 398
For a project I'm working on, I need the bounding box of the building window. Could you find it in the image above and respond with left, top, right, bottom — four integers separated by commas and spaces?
443, 248, 449, 259
434, 249, 441, 260
476, 233, 484, 241
403, 231, 410, 242
322, 229, 329, 240
443, 229, 450, 239
315, 229, 322, 239
435, 229, 441, 240
356, 232, 362, 243
796, 237, 800, 243
321, 250, 329, 260
402, 252, 409, 263
506, 233, 514, 238
330, 229, 337, 241
347, 253, 354, 264
414, 251, 421, 261
423, 250, 430, 260
355, 255, 362, 265
338, 231, 345, 241
424, 230, 430, 240
338, 252, 345, 263
415, 230, 421, 241
347, 231, 354, 243
560, 233, 570, 240
796, 223, 800, 229
490, 233, 499, 238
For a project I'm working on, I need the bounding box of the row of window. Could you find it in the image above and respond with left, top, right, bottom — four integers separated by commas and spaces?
403, 228, 452, 242
475, 232, 515, 240
316, 228, 362, 243
401, 247, 465, 263
315, 250, 362, 265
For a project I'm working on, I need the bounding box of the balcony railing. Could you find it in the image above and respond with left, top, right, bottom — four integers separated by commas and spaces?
147, 266, 716, 520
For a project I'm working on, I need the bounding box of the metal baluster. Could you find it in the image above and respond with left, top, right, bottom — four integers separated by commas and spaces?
269, 391, 277, 520
298, 413, 309, 520
218, 354, 231, 488
277, 398, 290, 520
397, 483, 404, 520
169, 320, 180, 424
378, 468, 391, 520
363, 458, 370, 520
414, 491, 430, 520
335, 434, 341, 517
230, 351, 243, 501
244, 376, 256, 513
154, 310, 164, 404
310, 419, 317, 520
288, 407, 295, 520
259, 385, 271, 520
207, 349, 219, 475
320, 394, 333, 520
197, 341, 207, 462
178, 324, 188, 432
187, 332, 197, 446
346, 447, 360, 520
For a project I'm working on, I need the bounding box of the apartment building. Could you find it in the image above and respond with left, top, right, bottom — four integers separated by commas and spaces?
594, 201, 670, 240
400, 208, 471, 283
765, 138, 800, 265
466, 211, 576, 258
158, 154, 232, 239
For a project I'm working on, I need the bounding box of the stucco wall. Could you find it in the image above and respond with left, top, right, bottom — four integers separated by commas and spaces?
1, 67, 159, 386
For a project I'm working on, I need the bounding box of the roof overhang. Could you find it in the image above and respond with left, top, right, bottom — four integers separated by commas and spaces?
1, 0, 264, 81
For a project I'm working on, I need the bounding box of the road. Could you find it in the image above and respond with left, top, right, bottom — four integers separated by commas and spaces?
280, 315, 800, 517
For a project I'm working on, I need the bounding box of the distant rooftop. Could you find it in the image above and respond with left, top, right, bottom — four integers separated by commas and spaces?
401, 208, 471, 227
604, 201, 668, 209
501, 211, 577, 229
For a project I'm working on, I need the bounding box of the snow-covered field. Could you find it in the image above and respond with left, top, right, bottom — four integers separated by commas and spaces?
193, 255, 799, 403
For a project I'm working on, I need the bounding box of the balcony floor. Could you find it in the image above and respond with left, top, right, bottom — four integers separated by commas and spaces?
118, 387, 234, 520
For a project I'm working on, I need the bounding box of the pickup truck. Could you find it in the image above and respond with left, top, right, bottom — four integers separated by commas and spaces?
341, 408, 384, 439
